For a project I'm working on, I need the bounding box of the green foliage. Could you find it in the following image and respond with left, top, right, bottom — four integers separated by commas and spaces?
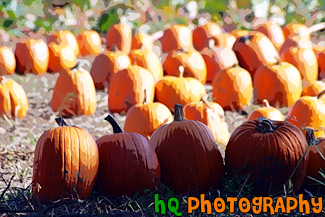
96, 8, 119, 33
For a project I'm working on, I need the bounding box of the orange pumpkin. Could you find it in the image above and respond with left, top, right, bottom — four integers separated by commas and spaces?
90, 51, 130, 90
129, 48, 163, 81
212, 66, 253, 111
163, 48, 207, 84
192, 21, 223, 51
247, 99, 284, 121
48, 42, 77, 73
160, 24, 193, 53
51, 67, 97, 117
0, 77, 28, 119
233, 32, 279, 78
254, 21, 285, 50
313, 44, 325, 79
0, 46, 15, 76
155, 66, 206, 112
279, 35, 313, 54
254, 62, 302, 107
108, 65, 155, 114
48, 30, 79, 55
77, 30, 102, 56
287, 90, 325, 137
15, 39, 49, 75
131, 32, 154, 50
230, 29, 250, 38
301, 80, 325, 100
282, 23, 310, 41
106, 22, 132, 53
183, 96, 230, 145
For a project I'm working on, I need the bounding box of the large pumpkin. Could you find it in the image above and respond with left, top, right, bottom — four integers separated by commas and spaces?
96, 115, 160, 197
0, 77, 28, 119
48, 30, 79, 56
254, 61, 302, 107
247, 99, 284, 121
90, 51, 131, 90
212, 66, 253, 111
160, 24, 193, 53
15, 39, 49, 75
51, 67, 97, 117
150, 104, 225, 193
225, 117, 309, 194
108, 65, 155, 114
254, 21, 285, 50
192, 21, 223, 51
32, 117, 99, 204
77, 30, 102, 56
0, 46, 15, 76
106, 22, 132, 53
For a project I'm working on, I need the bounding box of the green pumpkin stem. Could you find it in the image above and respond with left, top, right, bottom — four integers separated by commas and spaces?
256, 116, 279, 133
306, 128, 325, 160
105, 115, 124, 133
174, 104, 184, 121
56, 117, 68, 126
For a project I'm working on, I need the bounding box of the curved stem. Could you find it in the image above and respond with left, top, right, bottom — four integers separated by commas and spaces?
143, 89, 148, 104
317, 90, 325, 99
174, 104, 184, 121
238, 35, 253, 44
256, 116, 279, 133
308, 22, 325, 34
104, 115, 123, 133
208, 38, 215, 49
56, 117, 68, 126
262, 99, 271, 108
201, 94, 212, 109
178, 65, 184, 78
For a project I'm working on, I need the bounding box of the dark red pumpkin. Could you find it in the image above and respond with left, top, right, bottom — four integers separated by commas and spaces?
150, 104, 225, 194
96, 115, 161, 197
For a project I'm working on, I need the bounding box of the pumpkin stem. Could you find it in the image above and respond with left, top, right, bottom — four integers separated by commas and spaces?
201, 94, 212, 109
143, 89, 148, 104
306, 128, 325, 160
317, 90, 325, 99
179, 65, 184, 78
56, 117, 68, 126
256, 116, 279, 133
104, 115, 124, 133
308, 22, 325, 34
174, 104, 184, 121
262, 99, 271, 108
238, 35, 253, 44
208, 39, 215, 49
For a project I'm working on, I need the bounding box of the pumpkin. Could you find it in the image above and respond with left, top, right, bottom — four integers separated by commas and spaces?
129, 48, 163, 81
15, 39, 49, 75
32, 117, 99, 204
230, 29, 250, 38
254, 61, 302, 107
48, 30, 79, 55
247, 99, 284, 121
301, 80, 325, 100
150, 104, 225, 193
160, 24, 193, 53
212, 65, 253, 111
313, 44, 325, 80
124, 92, 173, 139
0, 77, 28, 119
96, 115, 160, 197
225, 116, 309, 194
48, 42, 77, 73
254, 21, 285, 50
155, 66, 206, 112
208, 33, 236, 49
77, 30, 102, 56
106, 22, 132, 53
90, 51, 130, 90
131, 32, 154, 50
304, 128, 325, 187
163, 48, 207, 84
282, 23, 310, 41
0, 46, 15, 76
192, 21, 223, 51
183, 95, 230, 146
233, 32, 279, 78
279, 35, 313, 54
51, 67, 97, 117
108, 65, 155, 114
201, 39, 238, 83
287, 90, 325, 137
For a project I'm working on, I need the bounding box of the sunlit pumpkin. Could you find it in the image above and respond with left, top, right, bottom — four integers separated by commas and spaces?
0, 46, 15, 76
48, 30, 79, 55
192, 21, 223, 51
160, 24, 193, 53
106, 22, 132, 53
301, 80, 325, 100
48, 42, 77, 73
247, 99, 284, 121
77, 30, 102, 56
131, 32, 154, 50
254, 21, 285, 50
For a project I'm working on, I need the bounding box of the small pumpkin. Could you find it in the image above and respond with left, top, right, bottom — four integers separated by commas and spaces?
192, 21, 223, 51
131, 32, 154, 50
254, 61, 302, 107
212, 65, 253, 111
90, 51, 131, 90
183, 95, 230, 146
247, 99, 284, 121
287, 90, 325, 137
15, 38, 49, 75
51, 67, 97, 117
150, 104, 225, 194
225, 116, 309, 194
77, 30, 102, 56
48, 42, 77, 73
32, 117, 99, 204
108, 65, 155, 114
0, 77, 28, 119
160, 24, 193, 53
254, 21, 285, 50
48, 30, 79, 55
163, 48, 207, 84
96, 115, 161, 197
301, 80, 325, 100
155, 66, 206, 112
0, 46, 15, 76
106, 22, 132, 53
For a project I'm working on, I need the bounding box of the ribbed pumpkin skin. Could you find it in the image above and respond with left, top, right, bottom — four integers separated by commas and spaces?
225, 118, 308, 195
0, 77, 28, 119
150, 117, 225, 194
51, 68, 97, 117
0, 46, 15, 76
32, 125, 99, 204
96, 132, 161, 197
